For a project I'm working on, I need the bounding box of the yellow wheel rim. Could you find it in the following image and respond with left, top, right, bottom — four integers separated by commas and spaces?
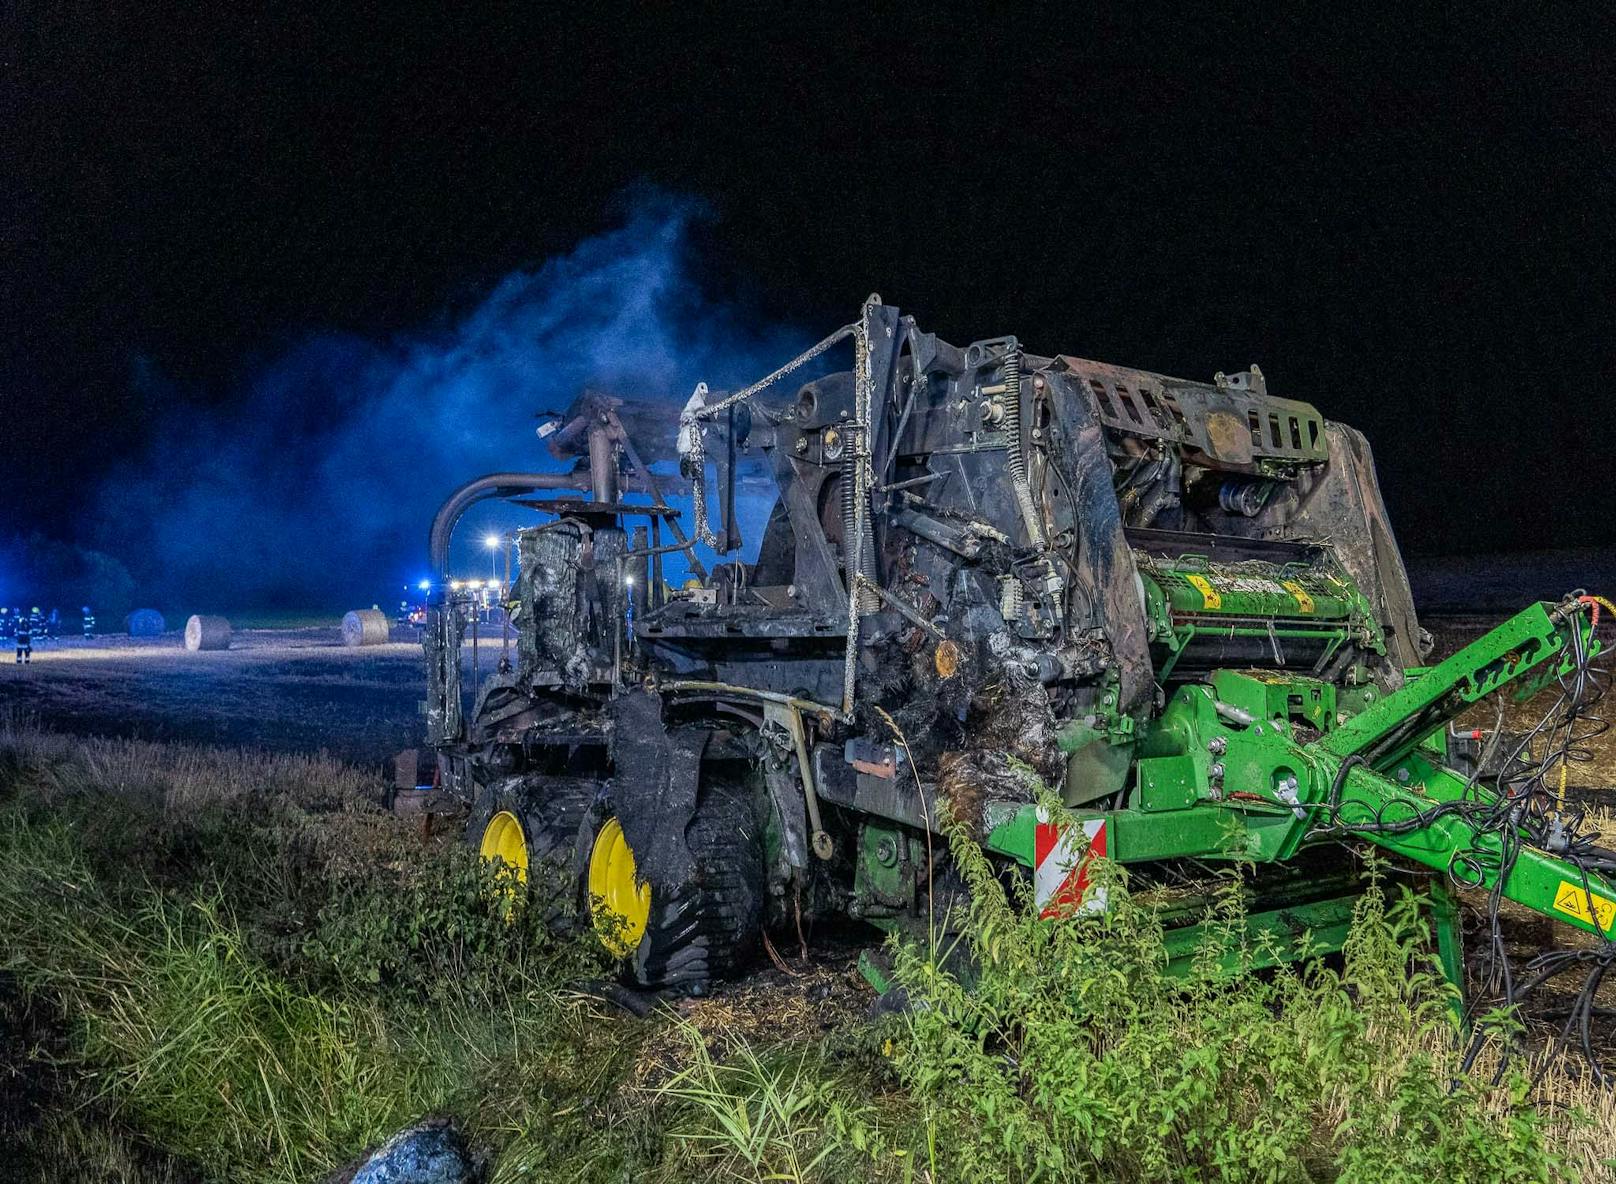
587, 817, 650, 956
480, 810, 529, 884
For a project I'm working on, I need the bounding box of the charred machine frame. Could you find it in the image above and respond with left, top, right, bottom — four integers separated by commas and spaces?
423, 297, 1612, 1005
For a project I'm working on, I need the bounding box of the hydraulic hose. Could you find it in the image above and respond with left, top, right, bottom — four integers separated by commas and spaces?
428, 472, 590, 578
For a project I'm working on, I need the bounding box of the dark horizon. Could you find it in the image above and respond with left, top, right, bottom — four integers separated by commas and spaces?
5, 7, 1613, 613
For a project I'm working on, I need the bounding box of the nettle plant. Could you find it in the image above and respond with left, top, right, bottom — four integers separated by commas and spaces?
885, 805, 1559, 1184
303, 845, 594, 997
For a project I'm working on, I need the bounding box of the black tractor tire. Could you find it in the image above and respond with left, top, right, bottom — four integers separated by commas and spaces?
469, 774, 598, 917
576, 775, 764, 993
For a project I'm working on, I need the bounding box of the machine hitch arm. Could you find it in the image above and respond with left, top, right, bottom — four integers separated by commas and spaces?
1320, 760, 1616, 940
1249, 598, 1612, 939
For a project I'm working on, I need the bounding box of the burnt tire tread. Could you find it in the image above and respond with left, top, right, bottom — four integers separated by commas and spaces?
517, 776, 600, 864
468, 774, 597, 863
632, 778, 765, 991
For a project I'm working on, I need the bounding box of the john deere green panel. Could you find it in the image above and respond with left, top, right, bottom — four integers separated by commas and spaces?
1209, 669, 1335, 729
1057, 718, 1134, 806
983, 804, 1038, 865
853, 821, 914, 915
985, 803, 1295, 868
1135, 754, 1201, 812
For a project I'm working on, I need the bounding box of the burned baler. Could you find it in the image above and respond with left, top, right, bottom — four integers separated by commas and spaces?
428, 298, 1611, 1001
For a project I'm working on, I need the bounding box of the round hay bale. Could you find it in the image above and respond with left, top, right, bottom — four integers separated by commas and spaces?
126, 608, 166, 637
184, 614, 231, 651
342, 608, 390, 647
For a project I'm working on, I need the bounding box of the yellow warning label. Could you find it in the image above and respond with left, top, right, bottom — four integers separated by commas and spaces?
1282, 580, 1316, 614
1186, 574, 1222, 610
1553, 881, 1616, 932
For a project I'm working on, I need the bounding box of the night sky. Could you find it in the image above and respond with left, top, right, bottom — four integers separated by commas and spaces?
4, 7, 1613, 608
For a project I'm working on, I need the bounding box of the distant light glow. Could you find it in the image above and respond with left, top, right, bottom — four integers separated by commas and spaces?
450, 581, 463, 591
624, 575, 635, 587
484, 534, 501, 550
418, 579, 431, 591
469, 579, 483, 589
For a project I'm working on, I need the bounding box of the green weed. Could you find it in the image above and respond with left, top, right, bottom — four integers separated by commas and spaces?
875, 805, 1566, 1183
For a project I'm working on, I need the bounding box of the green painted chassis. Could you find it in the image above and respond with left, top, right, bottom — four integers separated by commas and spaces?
950, 599, 1608, 992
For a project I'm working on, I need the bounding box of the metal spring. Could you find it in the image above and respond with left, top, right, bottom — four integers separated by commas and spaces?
1002, 349, 1024, 483
842, 441, 876, 613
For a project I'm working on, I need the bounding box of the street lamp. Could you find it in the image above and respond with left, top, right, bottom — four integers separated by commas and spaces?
484, 534, 501, 586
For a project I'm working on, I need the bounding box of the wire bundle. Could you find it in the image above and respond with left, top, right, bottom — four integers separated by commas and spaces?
1311, 595, 1614, 1078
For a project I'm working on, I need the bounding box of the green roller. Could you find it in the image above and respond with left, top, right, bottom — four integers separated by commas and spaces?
1136, 556, 1381, 681
1143, 560, 1355, 620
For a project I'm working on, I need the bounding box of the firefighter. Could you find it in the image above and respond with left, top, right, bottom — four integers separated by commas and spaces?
28, 607, 43, 641
82, 605, 95, 639
46, 608, 60, 640
0, 607, 11, 642
14, 608, 31, 664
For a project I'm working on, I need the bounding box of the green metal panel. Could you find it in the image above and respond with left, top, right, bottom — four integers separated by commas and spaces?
1428, 881, 1466, 1017
983, 803, 1037, 864
856, 949, 894, 995
1209, 669, 1335, 730
1057, 717, 1134, 806
1135, 754, 1201, 812
985, 801, 1293, 868
852, 821, 914, 917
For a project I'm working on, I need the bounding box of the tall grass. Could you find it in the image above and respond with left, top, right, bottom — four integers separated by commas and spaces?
0, 719, 646, 1183
651, 1022, 875, 1182
654, 813, 1615, 1183
0, 809, 617, 1182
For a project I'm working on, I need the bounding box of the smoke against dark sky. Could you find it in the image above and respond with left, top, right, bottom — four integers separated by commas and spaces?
93, 192, 803, 610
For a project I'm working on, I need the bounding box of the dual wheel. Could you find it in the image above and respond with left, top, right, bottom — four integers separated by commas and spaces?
471, 773, 763, 991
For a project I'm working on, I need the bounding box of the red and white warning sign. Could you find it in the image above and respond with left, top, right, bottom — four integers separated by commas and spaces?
1034, 809, 1107, 919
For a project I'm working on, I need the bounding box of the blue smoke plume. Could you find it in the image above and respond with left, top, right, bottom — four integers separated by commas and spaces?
96, 193, 810, 610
